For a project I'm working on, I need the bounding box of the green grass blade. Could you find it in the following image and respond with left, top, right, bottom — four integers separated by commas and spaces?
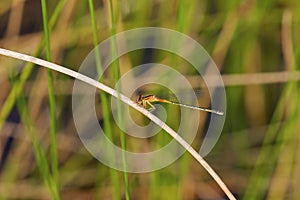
87, 0, 121, 199
108, 0, 130, 199
41, 0, 60, 199
0, 1, 66, 198
11, 74, 58, 199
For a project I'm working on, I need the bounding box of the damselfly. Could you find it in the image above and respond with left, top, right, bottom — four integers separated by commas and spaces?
136, 94, 224, 116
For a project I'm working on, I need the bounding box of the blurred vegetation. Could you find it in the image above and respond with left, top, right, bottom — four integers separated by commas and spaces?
0, 0, 299, 199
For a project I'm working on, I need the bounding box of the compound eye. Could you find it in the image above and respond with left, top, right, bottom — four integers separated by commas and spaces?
136, 95, 142, 104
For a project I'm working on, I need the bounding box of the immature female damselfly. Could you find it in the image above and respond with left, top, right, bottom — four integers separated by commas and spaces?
136, 94, 224, 116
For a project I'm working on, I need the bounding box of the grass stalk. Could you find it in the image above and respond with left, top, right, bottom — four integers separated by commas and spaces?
40, 0, 60, 199
243, 9, 298, 200
12, 75, 59, 200
108, 0, 130, 199
88, 0, 120, 199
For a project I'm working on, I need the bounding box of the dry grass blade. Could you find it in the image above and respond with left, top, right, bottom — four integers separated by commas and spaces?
0, 48, 236, 200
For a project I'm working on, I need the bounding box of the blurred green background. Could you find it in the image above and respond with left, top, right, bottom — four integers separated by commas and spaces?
0, 0, 299, 199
